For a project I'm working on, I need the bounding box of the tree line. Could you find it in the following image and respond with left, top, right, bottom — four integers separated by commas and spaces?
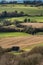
0, 11, 43, 18
0, 11, 25, 18
0, 19, 43, 35
0, 0, 43, 6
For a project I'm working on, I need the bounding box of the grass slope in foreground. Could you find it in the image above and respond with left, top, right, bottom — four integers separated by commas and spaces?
10, 43, 43, 55
23, 43, 43, 51
0, 32, 30, 37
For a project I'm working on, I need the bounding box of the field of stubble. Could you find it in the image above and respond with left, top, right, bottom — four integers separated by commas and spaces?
0, 35, 43, 50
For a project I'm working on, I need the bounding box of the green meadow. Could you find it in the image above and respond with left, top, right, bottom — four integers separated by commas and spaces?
6, 16, 43, 22
0, 32, 30, 37
0, 16, 43, 23
0, 4, 43, 22
0, 4, 43, 15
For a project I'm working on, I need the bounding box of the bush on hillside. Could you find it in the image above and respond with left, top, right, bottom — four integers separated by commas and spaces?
29, 46, 43, 55
0, 46, 43, 65
18, 54, 42, 65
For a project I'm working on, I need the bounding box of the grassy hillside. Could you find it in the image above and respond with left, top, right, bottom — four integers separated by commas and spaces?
0, 32, 30, 37
0, 4, 43, 22
23, 43, 43, 51
5, 16, 43, 22
0, 4, 43, 15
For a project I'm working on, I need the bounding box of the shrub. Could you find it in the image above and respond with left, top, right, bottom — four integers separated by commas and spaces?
0, 46, 43, 65
1, 11, 8, 17
29, 46, 43, 55
19, 11, 24, 16
18, 54, 42, 65
0, 46, 5, 57
0, 53, 18, 65
3, 20, 11, 26
0, 46, 4, 52
24, 26, 36, 35
28, 19, 30, 22
24, 18, 27, 23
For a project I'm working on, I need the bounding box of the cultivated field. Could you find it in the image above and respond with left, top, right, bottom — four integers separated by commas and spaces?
21, 23, 43, 28
0, 35, 43, 50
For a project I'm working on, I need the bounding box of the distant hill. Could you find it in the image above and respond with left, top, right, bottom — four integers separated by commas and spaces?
0, 0, 43, 3
0, 0, 43, 4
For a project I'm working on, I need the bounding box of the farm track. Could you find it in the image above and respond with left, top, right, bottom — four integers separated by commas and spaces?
0, 35, 43, 49
21, 23, 43, 28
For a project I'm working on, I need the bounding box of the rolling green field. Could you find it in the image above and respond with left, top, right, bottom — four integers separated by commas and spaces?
0, 32, 30, 37
0, 16, 43, 22
0, 4, 43, 22
0, 4, 43, 15
5, 16, 43, 22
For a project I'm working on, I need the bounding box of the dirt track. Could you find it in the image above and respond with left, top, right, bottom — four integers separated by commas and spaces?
21, 23, 43, 28
0, 35, 43, 49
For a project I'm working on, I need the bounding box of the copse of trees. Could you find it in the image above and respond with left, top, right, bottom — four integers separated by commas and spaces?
0, 20, 43, 34
29, 46, 43, 55
3, 20, 12, 26
22, 46, 43, 57
24, 18, 30, 23
23, 0, 43, 6
0, 11, 25, 18
0, 11, 43, 18
23, 26, 43, 35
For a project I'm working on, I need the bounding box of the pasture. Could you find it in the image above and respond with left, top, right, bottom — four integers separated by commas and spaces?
0, 4, 43, 15
0, 16, 43, 23
0, 4, 43, 54
6, 16, 43, 22
0, 4, 43, 22
0, 32, 30, 37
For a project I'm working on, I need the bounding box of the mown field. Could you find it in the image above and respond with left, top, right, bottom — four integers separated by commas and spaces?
0, 35, 43, 50
21, 23, 43, 28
